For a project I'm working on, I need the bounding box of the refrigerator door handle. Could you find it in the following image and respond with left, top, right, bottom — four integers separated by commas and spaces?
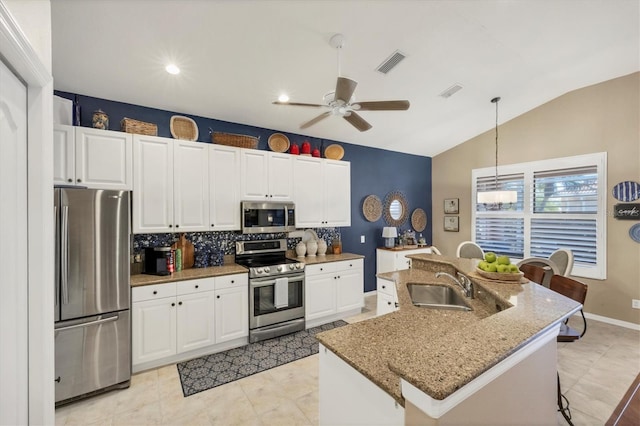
61, 205, 69, 305
55, 314, 119, 332
54, 205, 60, 310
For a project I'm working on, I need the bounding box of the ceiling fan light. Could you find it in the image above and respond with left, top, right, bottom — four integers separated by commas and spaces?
278, 94, 289, 103
477, 190, 517, 204
165, 64, 180, 75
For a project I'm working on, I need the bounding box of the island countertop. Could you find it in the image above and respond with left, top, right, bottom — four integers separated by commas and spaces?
315, 254, 581, 405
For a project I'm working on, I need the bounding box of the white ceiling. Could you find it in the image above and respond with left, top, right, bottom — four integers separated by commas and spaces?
50, 0, 639, 157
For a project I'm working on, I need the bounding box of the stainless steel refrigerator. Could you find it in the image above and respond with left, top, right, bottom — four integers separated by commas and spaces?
54, 188, 131, 404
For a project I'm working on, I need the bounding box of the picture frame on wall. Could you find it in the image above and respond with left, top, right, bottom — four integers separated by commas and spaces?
444, 216, 459, 232
444, 198, 459, 214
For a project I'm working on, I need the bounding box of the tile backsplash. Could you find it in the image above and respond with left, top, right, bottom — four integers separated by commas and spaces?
132, 228, 341, 269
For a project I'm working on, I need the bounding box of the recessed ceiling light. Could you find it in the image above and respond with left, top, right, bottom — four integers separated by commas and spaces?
278, 94, 290, 103
165, 64, 180, 75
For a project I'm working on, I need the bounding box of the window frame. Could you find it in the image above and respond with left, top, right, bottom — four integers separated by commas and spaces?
472, 152, 607, 280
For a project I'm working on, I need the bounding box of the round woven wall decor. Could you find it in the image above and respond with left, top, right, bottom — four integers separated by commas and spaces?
362, 195, 382, 222
411, 208, 427, 232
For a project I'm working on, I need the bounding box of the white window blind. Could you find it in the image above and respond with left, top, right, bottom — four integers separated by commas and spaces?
472, 153, 607, 280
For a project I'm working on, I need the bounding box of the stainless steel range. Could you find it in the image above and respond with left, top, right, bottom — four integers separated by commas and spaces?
235, 239, 305, 343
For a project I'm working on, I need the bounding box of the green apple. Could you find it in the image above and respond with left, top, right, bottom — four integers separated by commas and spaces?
477, 260, 489, 271
496, 255, 511, 265
484, 252, 497, 263
508, 264, 520, 273
486, 263, 498, 272
497, 264, 510, 273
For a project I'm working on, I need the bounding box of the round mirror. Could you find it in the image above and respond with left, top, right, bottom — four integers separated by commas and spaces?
383, 191, 409, 226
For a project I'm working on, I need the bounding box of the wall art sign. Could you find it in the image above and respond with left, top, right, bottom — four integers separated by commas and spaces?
614, 203, 640, 220
612, 181, 640, 202
444, 198, 459, 214
444, 216, 459, 232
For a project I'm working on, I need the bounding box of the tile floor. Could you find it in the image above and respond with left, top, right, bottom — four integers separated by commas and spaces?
56, 294, 639, 425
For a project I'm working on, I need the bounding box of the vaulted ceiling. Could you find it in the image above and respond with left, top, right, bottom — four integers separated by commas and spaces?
51, 0, 639, 156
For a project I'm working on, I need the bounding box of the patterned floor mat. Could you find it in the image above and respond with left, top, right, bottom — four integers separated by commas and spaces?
176, 320, 347, 396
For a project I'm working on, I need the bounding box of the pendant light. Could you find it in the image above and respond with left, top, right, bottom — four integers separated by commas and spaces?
477, 96, 517, 206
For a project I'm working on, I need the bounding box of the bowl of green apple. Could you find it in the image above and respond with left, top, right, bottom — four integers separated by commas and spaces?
476, 252, 524, 282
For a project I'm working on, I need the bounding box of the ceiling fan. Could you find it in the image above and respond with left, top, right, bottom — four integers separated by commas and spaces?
272, 34, 410, 132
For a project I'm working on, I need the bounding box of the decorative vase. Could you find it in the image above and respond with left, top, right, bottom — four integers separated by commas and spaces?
306, 240, 318, 257
317, 239, 327, 255
295, 241, 306, 258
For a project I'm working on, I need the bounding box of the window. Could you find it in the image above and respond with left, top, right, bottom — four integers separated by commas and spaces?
472, 153, 607, 279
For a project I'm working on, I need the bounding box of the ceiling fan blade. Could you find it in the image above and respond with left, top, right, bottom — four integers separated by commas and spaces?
353, 100, 410, 111
335, 77, 358, 103
272, 101, 326, 107
300, 111, 332, 129
343, 111, 372, 132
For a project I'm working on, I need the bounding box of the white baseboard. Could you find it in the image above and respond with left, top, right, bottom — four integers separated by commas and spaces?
584, 312, 640, 331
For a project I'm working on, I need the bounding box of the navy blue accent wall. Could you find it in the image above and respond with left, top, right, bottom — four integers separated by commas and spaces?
55, 91, 432, 292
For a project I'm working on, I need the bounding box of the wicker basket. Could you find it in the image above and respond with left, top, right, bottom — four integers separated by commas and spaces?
211, 132, 259, 149
121, 117, 158, 136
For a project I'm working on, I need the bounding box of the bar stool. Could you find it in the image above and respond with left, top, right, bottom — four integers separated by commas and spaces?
518, 263, 547, 284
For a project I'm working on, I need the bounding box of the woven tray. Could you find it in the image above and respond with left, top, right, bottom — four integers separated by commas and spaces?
170, 116, 198, 141
211, 131, 259, 149
362, 195, 382, 222
411, 208, 427, 232
120, 117, 157, 136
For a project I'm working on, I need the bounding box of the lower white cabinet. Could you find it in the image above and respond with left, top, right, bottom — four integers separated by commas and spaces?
376, 247, 432, 273
376, 278, 399, 316
305, 259, 363, 327
132, 273, 248, 370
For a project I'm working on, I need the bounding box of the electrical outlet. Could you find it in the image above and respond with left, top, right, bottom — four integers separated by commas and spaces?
360, 235, 365, 243
632, 299, 640, 309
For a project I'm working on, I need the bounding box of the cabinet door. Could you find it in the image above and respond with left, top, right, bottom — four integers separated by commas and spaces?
132, 297, 177, 366
240, 149, 269, 200
214, 286, 248, 343
176, 291, 216, 353
53, 124, 75, 185
376, 250, 397, 274
336, 261, 364, 313
133, 135, 174, 233
75, 127, 132, 190
209, 145, 241, 230
323, 160, 351, 227
268, 152, 293, 200
173, 140, 209, 232
293, 156, 324, 227
376, 292, 397, 316
305, 274, 336, 321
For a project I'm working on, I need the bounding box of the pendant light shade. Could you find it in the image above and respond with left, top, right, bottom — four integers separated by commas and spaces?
477, 96, 517, 206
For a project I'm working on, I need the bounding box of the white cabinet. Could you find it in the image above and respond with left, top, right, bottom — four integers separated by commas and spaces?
240, 150, 292, 201
376, 278, 399, 316
293, 156, 351, 227
209, 144, 241, 230
132, 273, 248, 370
53, 124, 133, 189
305, 259, 363, 327
214, 273, 248, 343
133, 135, 209, 233
376, 247, 432, 274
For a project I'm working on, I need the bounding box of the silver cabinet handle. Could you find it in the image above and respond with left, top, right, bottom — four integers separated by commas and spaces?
55, 314, 118, 332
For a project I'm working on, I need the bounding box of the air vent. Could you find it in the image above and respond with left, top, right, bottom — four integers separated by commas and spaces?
375, 50, 407, 75
439, 84, 463, 99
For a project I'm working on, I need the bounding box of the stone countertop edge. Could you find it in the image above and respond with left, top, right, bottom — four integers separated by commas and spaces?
130, 253, 364, 287
315, 253, 582, 406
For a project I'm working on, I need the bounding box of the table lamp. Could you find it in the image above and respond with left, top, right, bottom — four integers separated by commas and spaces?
382, 227, 397, 248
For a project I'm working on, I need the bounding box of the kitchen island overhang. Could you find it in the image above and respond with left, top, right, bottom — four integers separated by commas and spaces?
316, 254, 582, 424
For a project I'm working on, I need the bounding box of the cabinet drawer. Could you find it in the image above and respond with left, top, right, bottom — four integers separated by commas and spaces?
377, 278, 396, 297
306, 259, 362, 277
132, 282, 176, 302
177, 277, 215, 295
215, 273, 248, 290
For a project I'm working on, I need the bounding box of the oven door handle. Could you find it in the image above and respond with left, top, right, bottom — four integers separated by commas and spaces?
250, 275, 304, 288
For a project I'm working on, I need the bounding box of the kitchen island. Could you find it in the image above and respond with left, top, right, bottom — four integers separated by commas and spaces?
316, 253, 581, 425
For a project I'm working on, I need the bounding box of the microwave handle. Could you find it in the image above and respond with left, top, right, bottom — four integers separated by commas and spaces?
284, 206, 288, 227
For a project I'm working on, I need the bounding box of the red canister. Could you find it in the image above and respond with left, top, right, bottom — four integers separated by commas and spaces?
290, 144, 300, 155
301, 141, 311, 154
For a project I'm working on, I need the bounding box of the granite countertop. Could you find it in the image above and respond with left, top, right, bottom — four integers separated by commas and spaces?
315, 253, 581, 406
130, 264, 248, 287
296, 252, 364, 265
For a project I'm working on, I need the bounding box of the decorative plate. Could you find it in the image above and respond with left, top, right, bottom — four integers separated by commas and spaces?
411, 208, 427, 232
362, 195, 382, 222
612, 181, 640, 202
475, 267, 524, 282
170, 116, 198, 141
630, 223, 640, 243
324, 144, 344, 160
268, 133, 290, 152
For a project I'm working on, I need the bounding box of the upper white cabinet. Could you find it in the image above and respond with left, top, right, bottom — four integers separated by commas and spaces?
241, 150, 293, 201
294, 156, 351, 227
209, 144, 241, 230
54, 124, 132, 190
133, 135, 209, 233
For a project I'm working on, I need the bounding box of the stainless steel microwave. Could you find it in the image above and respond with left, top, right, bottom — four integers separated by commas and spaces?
241, 201, 296, 234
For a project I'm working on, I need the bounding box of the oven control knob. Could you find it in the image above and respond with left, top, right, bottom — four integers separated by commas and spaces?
256, 268, 263, 274
295, 263, 302, 270
277, 265, 284, 272
289, 264, 295, 270
264, 267, 270, 273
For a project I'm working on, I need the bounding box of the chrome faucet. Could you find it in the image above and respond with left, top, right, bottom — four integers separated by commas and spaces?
435, 271, 474, 298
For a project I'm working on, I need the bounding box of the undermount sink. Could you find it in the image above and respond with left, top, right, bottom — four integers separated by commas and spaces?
407, 284, 472, 311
